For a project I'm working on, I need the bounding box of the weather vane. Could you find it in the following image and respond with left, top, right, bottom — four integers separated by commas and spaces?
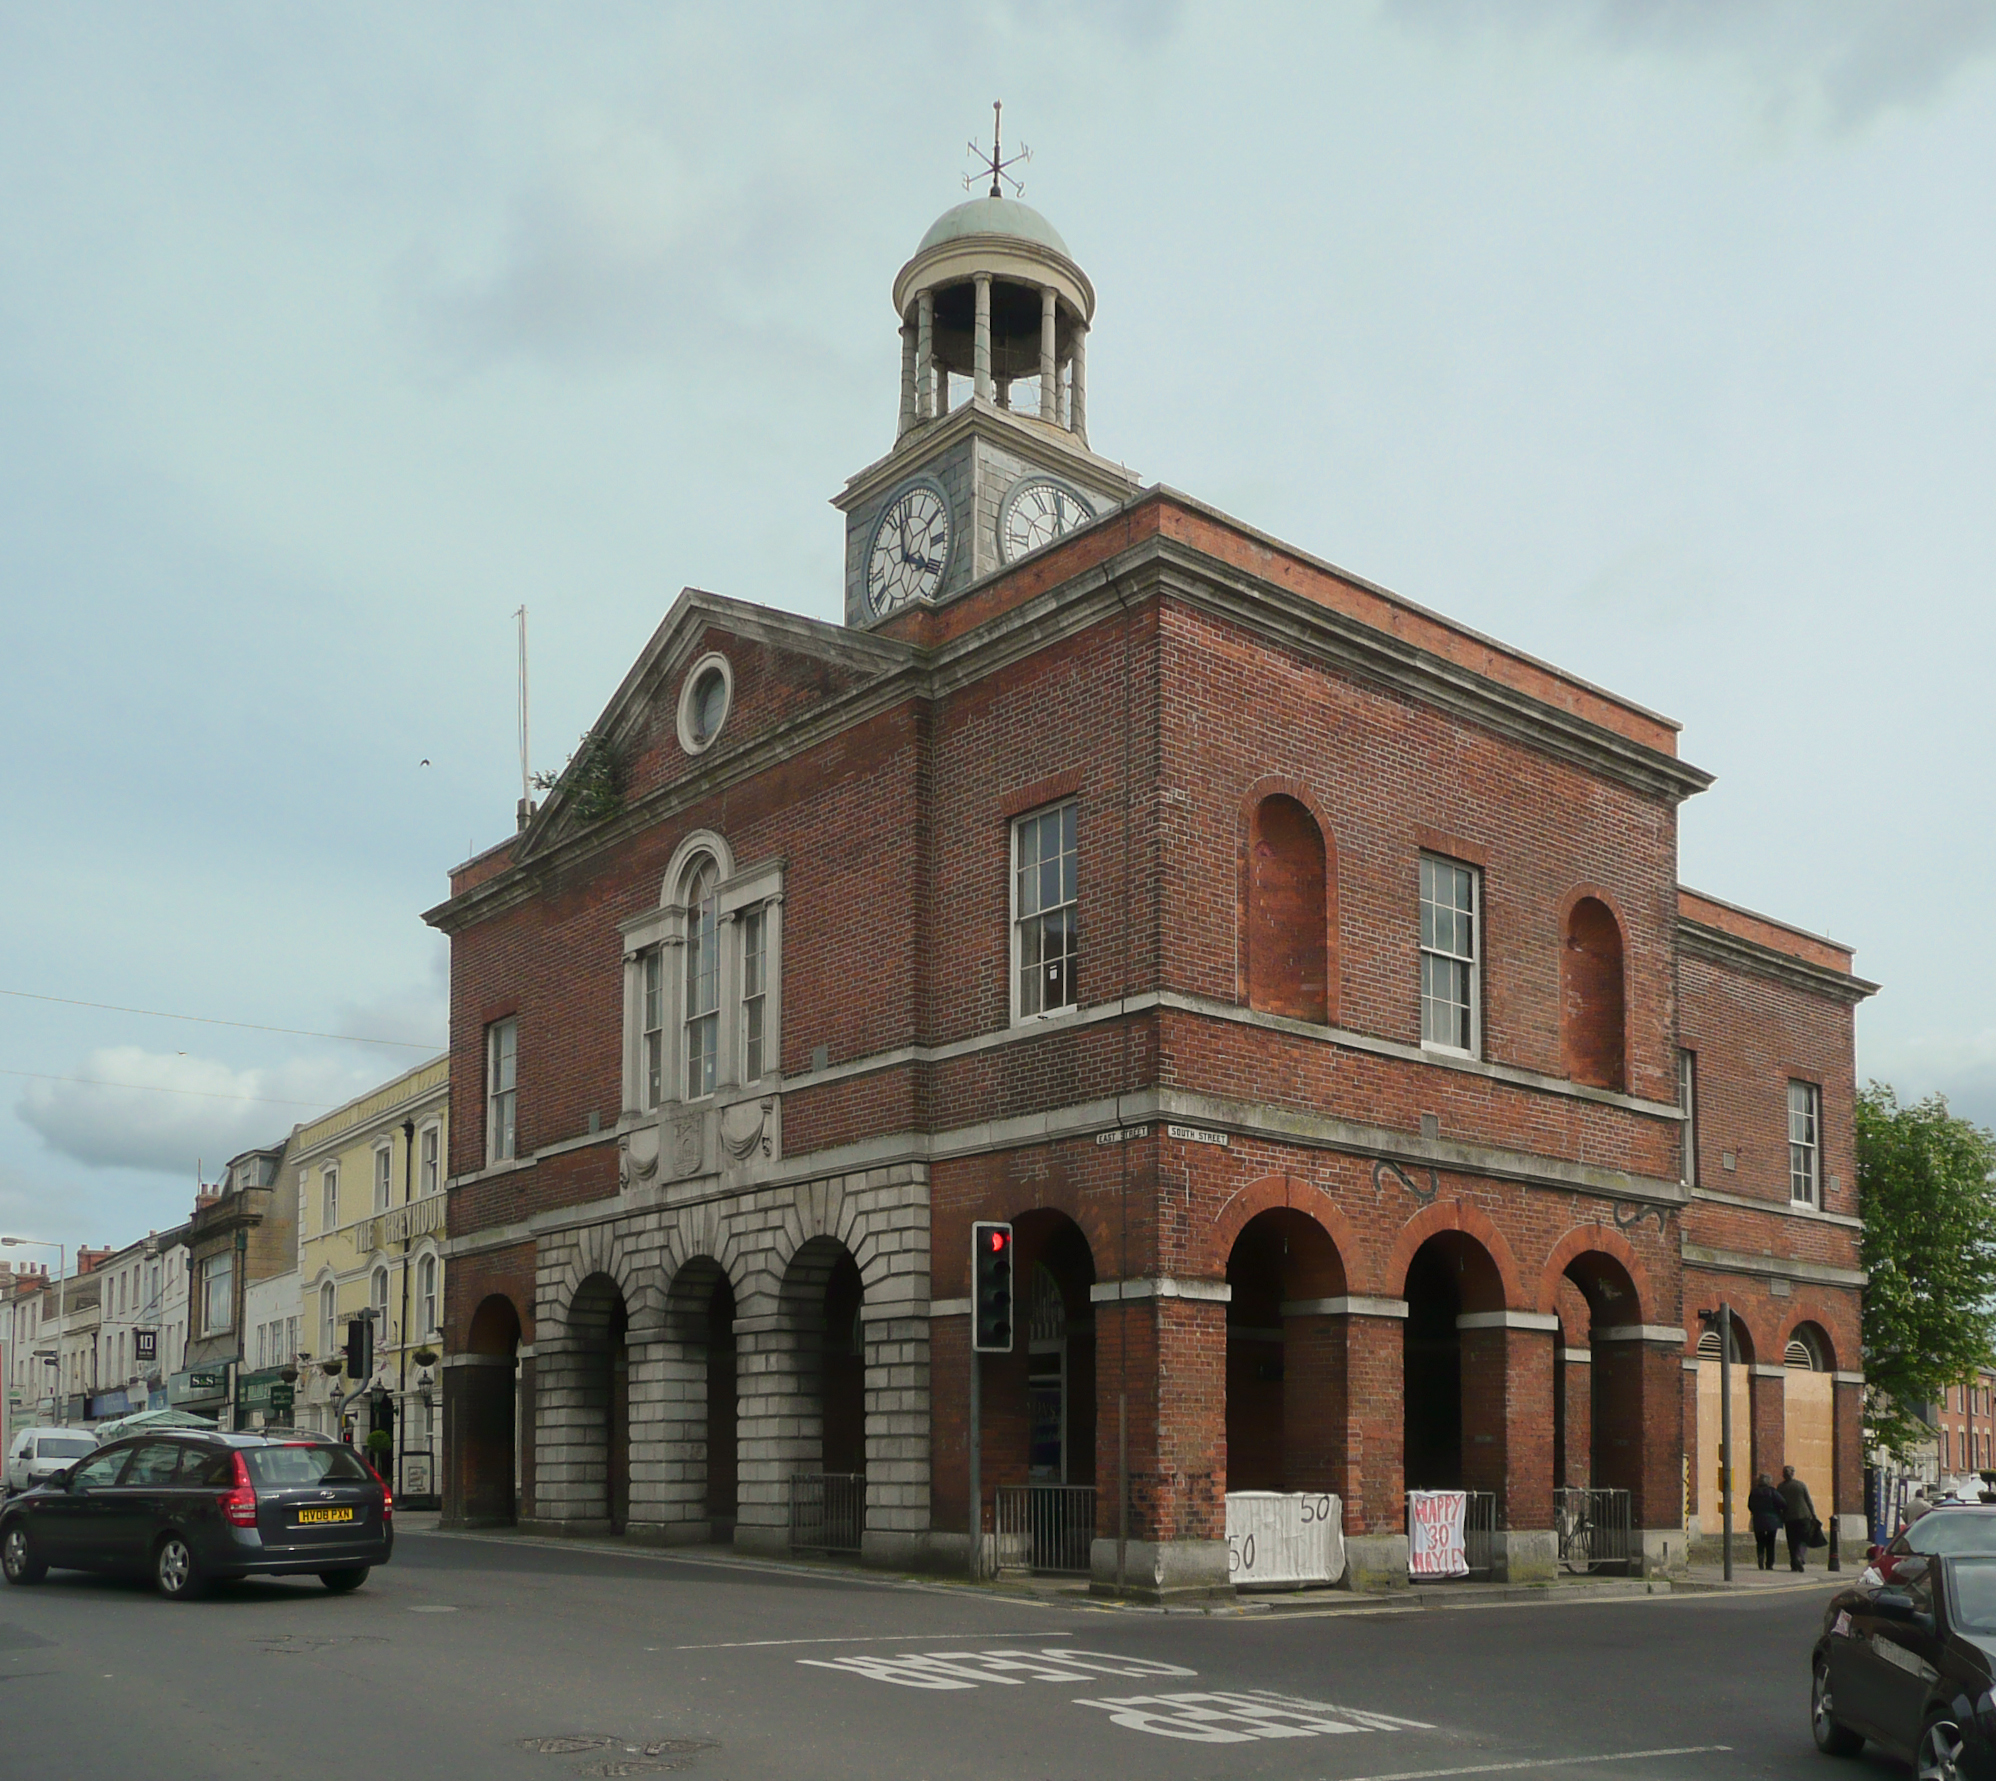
966, 100, 1029, 199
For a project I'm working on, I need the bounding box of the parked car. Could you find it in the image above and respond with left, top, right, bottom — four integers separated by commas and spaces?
5, 1427, 97, 1496
1811, 1548, 1996, 1776
0, 1428, 392, 1599
1872, 1504, 1996, 1583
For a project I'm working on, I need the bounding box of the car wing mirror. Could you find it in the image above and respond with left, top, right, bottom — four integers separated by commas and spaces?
1872, 1587, 1919, 1621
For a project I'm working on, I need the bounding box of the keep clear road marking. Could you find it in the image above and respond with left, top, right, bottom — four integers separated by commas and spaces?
1334, 1747, 1733, 1781
796, 1648, 1439, 1745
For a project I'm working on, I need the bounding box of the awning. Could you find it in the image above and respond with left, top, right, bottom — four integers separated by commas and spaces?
90, 1406, 218, 1444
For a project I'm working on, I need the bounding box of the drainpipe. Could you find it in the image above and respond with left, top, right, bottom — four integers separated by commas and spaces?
398, 1119, 415, 1495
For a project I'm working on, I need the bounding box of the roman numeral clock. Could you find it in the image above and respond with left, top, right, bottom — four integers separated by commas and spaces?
834, 121, 1140, 629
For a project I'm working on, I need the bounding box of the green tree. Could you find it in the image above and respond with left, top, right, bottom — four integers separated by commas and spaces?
1859, 1084, 1996, 1460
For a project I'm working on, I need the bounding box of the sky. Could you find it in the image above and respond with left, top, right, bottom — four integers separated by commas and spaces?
2, 0, 1992, 1259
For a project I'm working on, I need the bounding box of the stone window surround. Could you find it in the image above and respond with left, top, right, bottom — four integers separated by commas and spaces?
618, 831, 785, 1118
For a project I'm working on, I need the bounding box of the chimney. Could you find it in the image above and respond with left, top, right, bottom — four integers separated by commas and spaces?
76, 1246, 114, 1274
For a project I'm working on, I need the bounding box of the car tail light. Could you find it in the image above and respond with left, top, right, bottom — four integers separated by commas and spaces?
218, 1451, 258, 1528
381, 1482, 393, 1521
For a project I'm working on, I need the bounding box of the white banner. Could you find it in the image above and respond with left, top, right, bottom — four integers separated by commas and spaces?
1407, 1490, 1468, 1577
1225, 1491, 1345, 1586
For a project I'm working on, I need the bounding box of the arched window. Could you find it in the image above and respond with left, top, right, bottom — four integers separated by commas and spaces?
1246, 795, 1331, 1024
417, 1253, 438, 1337
622, 835, 784, 1123
1561, 896, 1626, 1090
320, 1281, 337, 1359
682, 856, 720, 1098
371, 1267, 390, 1343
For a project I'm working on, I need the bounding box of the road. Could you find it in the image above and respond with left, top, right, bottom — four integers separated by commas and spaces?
0, 1527, 1896, 1781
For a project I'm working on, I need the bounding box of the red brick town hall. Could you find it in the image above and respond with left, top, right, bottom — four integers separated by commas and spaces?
429, 182, 1874, 1597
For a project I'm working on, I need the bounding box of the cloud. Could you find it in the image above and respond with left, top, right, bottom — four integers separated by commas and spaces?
1384, 0, 1996, 130
1862, 1029, 1996, 1133
14, 1047, 376, 1176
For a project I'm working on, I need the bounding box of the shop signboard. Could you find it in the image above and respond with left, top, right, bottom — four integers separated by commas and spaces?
169, 1366, 228, 1408
236, 1366, 297, 1422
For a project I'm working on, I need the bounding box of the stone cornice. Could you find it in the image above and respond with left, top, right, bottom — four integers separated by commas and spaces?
1677, 917, 1880, 1006
1681, 1240, 1867, 1289
429, 523, 1711, 936
835, 395, 1139, 516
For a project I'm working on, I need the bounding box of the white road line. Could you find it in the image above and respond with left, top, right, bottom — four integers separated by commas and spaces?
1337, 1745, 1732, 1781
673, 1632, 1050, 1650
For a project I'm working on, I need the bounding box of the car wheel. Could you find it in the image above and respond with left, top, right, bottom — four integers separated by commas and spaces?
1, 1523, 47, 1586
153, 1533, 206, 1601
1918, 1713, 1966, 1781
1809, 1658, 1862, 1756
318, 1567, 370, 1594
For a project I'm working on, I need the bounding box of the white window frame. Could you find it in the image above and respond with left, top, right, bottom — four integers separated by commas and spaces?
417, 1251, 438, 1337
619, 832, 785, 1122
1678, 1049, 1699, 1188
1789, 1079, 1821, 1206
1418, 853, 1481, 1058
487, 1018, 518, 1164
320, 1281, 337, 1359
1011, 801, 1079, 1024
371, 1266, 391, 1342
373, 1141, 393, 1214
200, 1252, 233, 1337
419, 1123, 441, 1196
321, 1164, 340, 1232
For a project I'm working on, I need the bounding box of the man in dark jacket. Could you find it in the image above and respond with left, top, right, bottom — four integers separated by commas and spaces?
1747, 1473, 1785, 1571
1777, 1465, 1817, 1571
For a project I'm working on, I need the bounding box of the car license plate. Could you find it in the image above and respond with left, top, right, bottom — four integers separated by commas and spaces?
297, 1507, 355, 1525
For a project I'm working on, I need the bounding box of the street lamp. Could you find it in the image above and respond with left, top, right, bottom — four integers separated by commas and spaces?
2, 1237, 69, 1428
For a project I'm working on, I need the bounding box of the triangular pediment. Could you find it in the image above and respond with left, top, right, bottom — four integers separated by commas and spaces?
515, 590, 913, 862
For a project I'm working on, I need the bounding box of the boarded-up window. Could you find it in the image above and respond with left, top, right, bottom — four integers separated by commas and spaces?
1247, 796, 1331, 1024
1562, 897, 1626, 1090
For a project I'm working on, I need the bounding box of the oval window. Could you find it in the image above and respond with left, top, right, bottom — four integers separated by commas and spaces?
689, 668, 727, 742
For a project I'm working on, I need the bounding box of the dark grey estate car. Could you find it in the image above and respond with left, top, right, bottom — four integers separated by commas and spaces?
0, 1428, 392, 1600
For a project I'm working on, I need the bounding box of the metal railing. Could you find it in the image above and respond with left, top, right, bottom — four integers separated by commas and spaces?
995, 1484, 1096, 1576
1555, 1487, 1634, 1573
790, 1472, 865, 1555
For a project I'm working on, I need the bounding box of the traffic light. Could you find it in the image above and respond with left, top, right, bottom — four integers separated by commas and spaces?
345, 1314, 373, 1384
971, 1222, 1013, 1353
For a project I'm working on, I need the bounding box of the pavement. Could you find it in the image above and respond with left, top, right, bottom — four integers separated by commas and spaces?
0, 1514, 1876, 1781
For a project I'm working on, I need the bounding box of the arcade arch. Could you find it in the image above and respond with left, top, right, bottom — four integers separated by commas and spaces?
459, 1292, 522, 1525
1224, 1207, 1346, 1497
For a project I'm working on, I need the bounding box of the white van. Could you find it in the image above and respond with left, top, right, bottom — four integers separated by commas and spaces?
4, 1427, 97, 1495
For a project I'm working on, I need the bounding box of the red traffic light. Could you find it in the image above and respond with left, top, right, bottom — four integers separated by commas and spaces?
987, 1230, 1009, 1252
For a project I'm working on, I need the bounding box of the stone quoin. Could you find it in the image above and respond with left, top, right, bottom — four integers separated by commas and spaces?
426, 173, 1875, 1598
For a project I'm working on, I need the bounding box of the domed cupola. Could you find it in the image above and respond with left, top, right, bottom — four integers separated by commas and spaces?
833, 109, 1140, 630
892, 191, 1095, 442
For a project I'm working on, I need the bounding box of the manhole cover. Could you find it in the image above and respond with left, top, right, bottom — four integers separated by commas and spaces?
516, 1735, 715, 1774
254, 1633, 390, 1655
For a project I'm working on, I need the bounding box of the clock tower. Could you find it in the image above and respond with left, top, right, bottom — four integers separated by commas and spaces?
834, 182, 1140, 627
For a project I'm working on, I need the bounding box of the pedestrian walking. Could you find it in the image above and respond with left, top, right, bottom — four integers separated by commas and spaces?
1747, 1472, 1785, 1571
1777, 1464, 1818, 1572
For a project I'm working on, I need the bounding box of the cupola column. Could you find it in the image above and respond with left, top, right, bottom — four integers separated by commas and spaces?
897, 323, 917, 438
973, 274, 994, 402
915, 291, 935, 423
1039, 287, 1058, 421
1071, 321, 1088, 444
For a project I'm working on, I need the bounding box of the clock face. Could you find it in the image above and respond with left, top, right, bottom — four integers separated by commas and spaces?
866, 481, 952, 615
1000, 477, 1094, 564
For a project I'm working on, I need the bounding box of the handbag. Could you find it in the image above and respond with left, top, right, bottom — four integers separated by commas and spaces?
1807, 1516, 1828, 1548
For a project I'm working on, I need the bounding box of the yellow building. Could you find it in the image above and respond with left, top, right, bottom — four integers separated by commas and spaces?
291, 1055, 448, 1503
